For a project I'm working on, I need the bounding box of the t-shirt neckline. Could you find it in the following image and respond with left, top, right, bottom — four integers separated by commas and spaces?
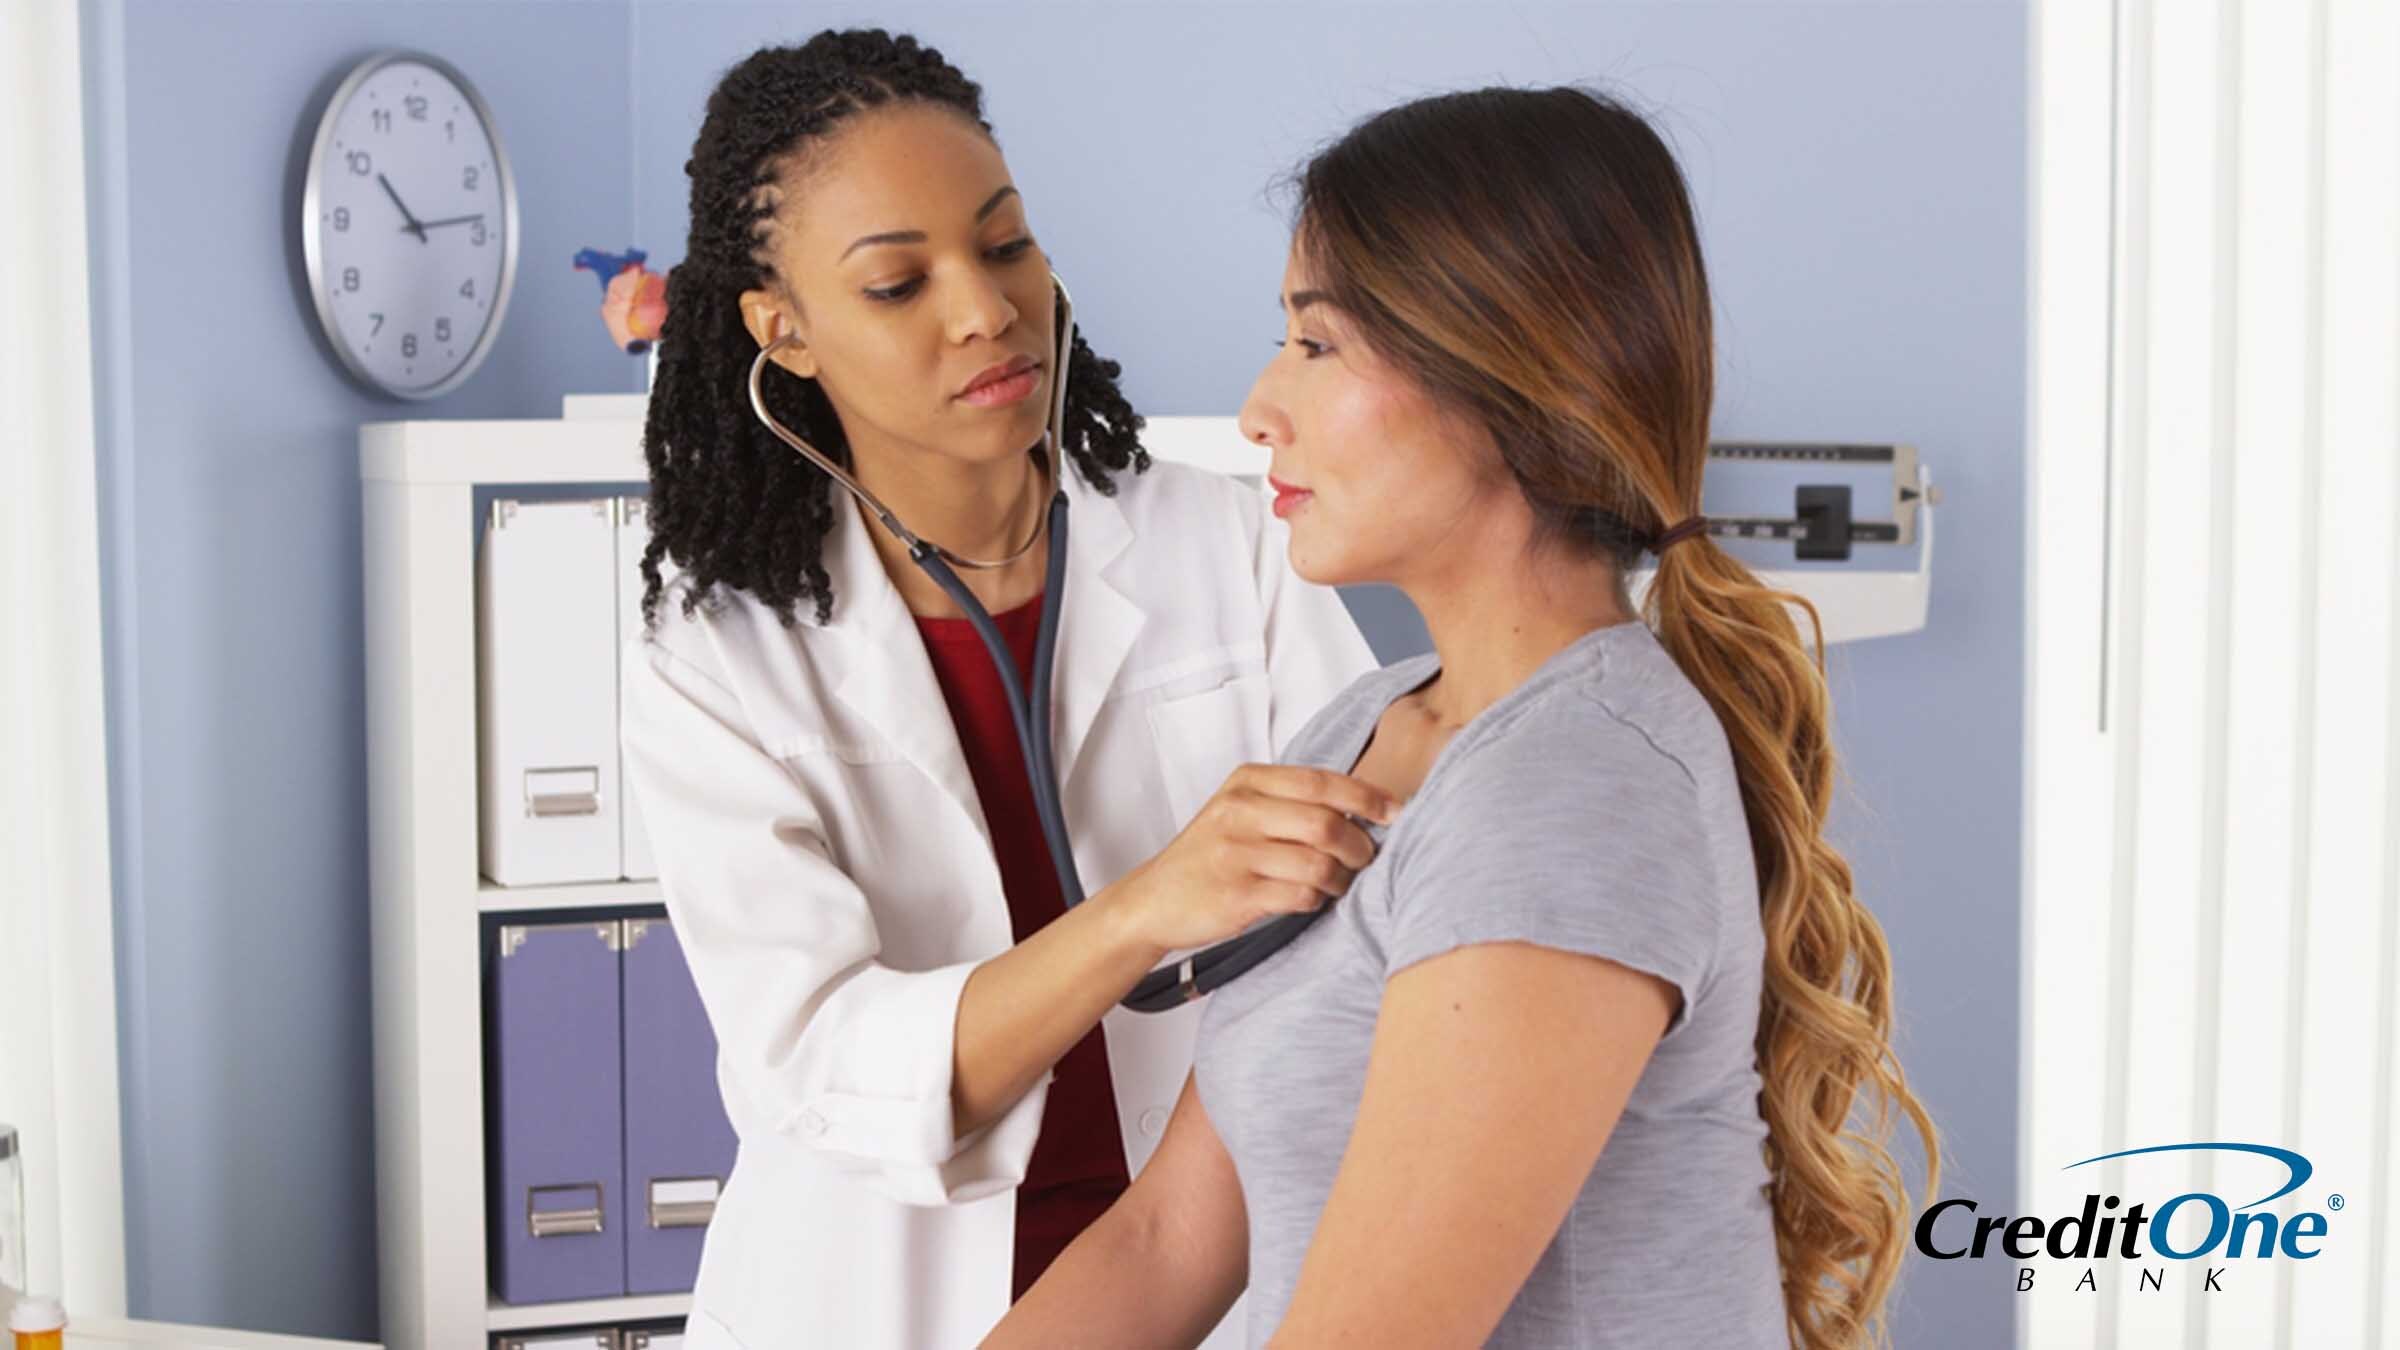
1338, 619, 1649, 841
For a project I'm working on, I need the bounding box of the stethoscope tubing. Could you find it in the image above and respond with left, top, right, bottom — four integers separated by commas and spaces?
908, 496, 1081, 911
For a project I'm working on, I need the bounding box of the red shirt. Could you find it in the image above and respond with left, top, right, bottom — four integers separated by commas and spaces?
912, 591, 1132, 1300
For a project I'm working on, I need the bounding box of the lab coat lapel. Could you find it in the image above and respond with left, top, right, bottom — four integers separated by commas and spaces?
819, 482, 991, 852
814, 466, 1145, 847
1050, 467, 1142, 800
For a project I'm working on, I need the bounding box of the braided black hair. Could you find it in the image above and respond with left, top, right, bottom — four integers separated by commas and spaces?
640, 28, 1148, 632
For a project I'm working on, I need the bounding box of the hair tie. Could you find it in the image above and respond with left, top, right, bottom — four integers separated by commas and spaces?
1651, 516, 1709, 553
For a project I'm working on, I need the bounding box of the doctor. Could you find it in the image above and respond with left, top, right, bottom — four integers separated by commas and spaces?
618, 31, 1388, 1350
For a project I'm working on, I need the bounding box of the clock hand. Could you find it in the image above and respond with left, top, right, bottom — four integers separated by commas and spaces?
377, 173, 429, 243
418, 214, 486, 231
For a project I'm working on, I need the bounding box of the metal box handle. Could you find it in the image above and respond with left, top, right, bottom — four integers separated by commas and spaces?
648, 1175, 722, 1230
527, 1181, 605, 1238
524, 766, 601, 818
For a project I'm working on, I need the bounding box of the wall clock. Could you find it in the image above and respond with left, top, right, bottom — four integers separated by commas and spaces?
302, 50, 519, 400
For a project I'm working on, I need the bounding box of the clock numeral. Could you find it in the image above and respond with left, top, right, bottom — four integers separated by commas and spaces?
404, 95, 429, 122
463, 165, 480, 192
435, 318, 452, 343
369, 313, 384, 336
470, 220, 486, 247
444, 120, 454, 143
371, 108, 391, 134
402, 334, 418, 359
460, 278, 476, 301
332, 207, 350, 232
347, 150, 371, 176
343, 266, 361, 293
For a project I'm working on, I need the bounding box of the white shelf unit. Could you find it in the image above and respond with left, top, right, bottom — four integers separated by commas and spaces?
484, 1293, 692, 1335
361, 415, 681, 1349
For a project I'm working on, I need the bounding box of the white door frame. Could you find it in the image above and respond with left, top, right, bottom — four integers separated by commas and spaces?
0, 0, 130, 1316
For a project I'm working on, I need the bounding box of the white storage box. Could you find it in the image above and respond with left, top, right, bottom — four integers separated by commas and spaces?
615, 496, 657, 882
478, 497, 624, 885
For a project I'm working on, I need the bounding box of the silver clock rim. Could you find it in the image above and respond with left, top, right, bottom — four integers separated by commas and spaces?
301, 48, 521, 402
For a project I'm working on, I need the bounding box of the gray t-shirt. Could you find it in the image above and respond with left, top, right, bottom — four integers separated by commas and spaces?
1192, 620, 1786, 1348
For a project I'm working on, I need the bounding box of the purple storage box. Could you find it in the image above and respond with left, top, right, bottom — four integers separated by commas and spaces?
488, 920, 629, 1304
622, 919, 739, 1295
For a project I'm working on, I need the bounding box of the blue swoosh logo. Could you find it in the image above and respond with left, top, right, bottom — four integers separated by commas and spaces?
2063, 1142, 2312, 1210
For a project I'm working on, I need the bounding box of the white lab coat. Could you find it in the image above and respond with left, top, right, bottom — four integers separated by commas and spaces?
620, 456, 1378, 1349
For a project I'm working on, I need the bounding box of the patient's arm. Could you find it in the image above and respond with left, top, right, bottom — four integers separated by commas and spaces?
982, 1070, 1251, 1349
1268, 942, 1676, 1348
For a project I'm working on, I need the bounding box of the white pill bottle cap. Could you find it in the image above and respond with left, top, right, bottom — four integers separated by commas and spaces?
7, 1294, 64, 1331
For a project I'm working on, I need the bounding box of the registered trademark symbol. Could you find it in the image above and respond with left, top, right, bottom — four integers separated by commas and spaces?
2329, 1194, 2345, 1211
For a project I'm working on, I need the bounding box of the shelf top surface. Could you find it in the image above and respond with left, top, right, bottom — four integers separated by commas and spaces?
360, 418, 647, 486
486, 1291, 692, 1332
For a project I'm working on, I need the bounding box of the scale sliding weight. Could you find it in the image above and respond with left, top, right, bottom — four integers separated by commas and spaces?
1629, 441, 1943, 645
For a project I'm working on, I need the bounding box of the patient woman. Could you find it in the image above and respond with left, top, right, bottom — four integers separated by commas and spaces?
987, 85, 1941, 1349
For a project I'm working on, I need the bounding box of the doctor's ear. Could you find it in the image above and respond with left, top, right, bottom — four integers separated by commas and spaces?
739, 288, 818, 379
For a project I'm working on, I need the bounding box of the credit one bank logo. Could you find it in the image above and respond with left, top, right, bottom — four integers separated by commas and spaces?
1914, 1142, 2340, 1293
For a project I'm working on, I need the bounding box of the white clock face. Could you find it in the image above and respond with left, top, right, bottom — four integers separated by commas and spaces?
308, 55, 514, 398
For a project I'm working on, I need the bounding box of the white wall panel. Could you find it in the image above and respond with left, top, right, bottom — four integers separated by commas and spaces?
2029, 1, 2400, 1345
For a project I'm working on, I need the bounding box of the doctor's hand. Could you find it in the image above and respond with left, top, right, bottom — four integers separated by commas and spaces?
1101, 764, 1401, 958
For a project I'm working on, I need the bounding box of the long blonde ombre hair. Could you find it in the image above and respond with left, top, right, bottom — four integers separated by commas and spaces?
1290, 85, 1942, 1348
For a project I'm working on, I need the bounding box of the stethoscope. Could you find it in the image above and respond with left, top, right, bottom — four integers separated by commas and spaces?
747, 274, 1324, 1012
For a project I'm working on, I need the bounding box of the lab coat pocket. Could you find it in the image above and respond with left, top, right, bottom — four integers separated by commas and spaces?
1145, 672, 1271, 828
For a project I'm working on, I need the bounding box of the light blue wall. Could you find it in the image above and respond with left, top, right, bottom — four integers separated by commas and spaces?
82, 0, 635, 1335
84, 0, 2023, 1341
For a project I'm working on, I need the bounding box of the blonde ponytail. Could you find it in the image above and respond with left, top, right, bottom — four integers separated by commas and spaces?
1645, 535, 1941, 1350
